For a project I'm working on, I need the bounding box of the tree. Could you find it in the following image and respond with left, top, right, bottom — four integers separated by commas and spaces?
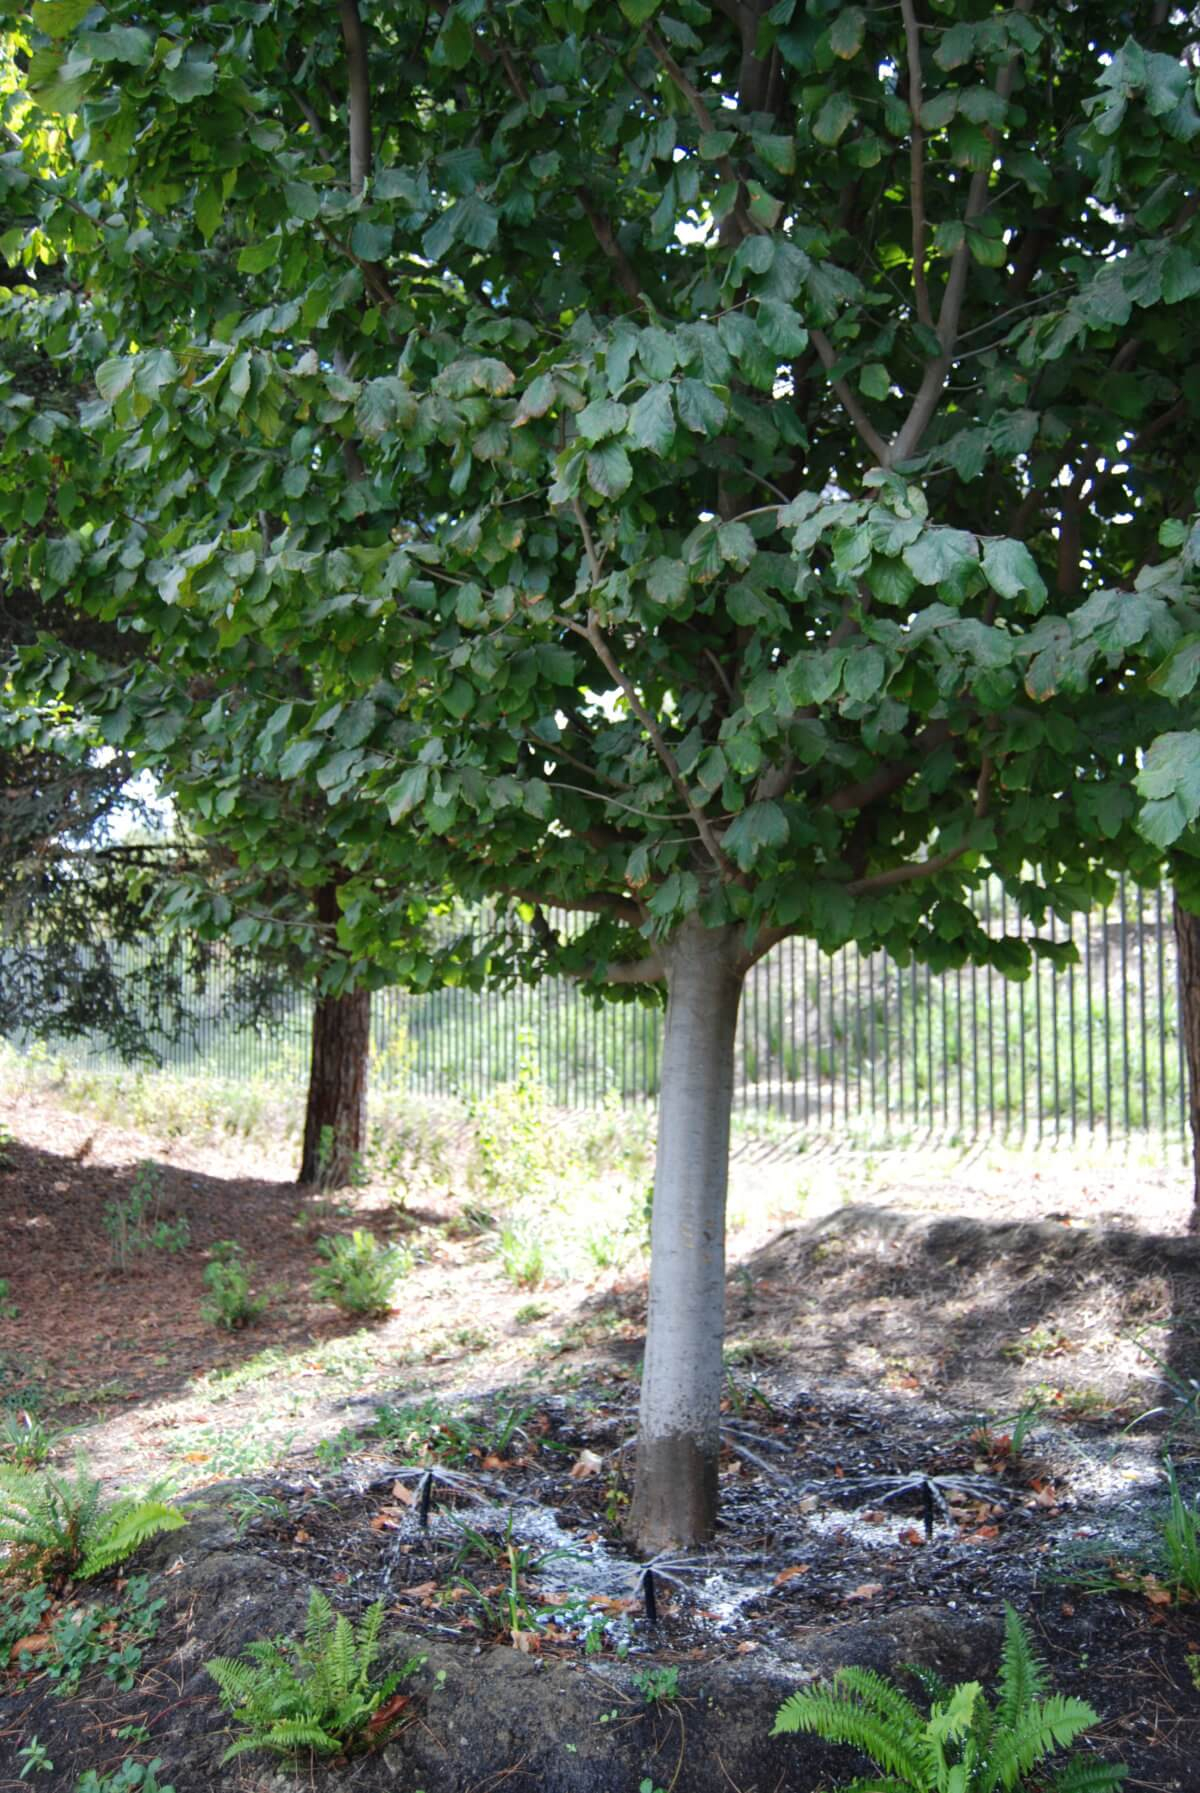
5, 0, 1200, 1547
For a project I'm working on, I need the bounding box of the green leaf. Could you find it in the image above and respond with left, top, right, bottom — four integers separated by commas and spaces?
356, 376, 418, 440
585, 442, 633, 497
646, 556, 688, 607
32, 1, 94, 35
828, 7, 866, 58
619, 0, 660, 21
278, 738, 323, 779
577, 397, 629, 443
722, 800, 789, 870
676, 379, 728, 435
637, 327, 678, 381
95, 358, 133, 402
981, 538, 1048, 612
812, 92, 857, 146
195, 178, 224, 243
757, 299, 809, 357
902, 528, 979, 590
1136, 732, 1200, 846
44, 535, 82, 588
628, 384, 676, 455
237, 236, 281, 276
843, 644, 886, 703
858, 362, 889, 399
162, 56, 218, 102
351, 218, 393, 260
515, 372, 557, 422
1148, 635, 1200, 702
753, 133, 796, 175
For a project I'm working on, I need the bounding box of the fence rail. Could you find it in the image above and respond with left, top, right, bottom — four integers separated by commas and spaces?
9, 875, 1190, 1155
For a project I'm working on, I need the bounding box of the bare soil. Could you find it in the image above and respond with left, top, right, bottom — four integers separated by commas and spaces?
2, 1079, 1200, 1790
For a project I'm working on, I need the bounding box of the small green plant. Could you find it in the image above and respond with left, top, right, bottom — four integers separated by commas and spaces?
45, 1575, 165, 1695
74, 1760, 175, 1792
0, 1459, 185, 1583
498, 1222, 545, 1289
206, 1589, 421, 1762
632, 1665, 680, 1705
467, 1033, 556, 1207
1160, 1459, 1200, 1600
0, 1279, 18, 1320
514, 1301, 550, 1326
0, 1408, 70, 1467
772, 1603, 1126, 1792
0, 1121, 13, 1168
312, 1229, 410, 1317
17, 1737, 53, 1778
201, 1244, 269, 1330
102, 1162, 188, 1271
1, 1582, 50, 1666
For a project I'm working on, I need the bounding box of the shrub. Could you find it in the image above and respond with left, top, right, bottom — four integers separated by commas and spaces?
312, 1230, 410, 1316
0, 1459, 185, 1583
772, 1603, 1126, 1792
201, 1244, 269, 1331
206, 1588, 421, 1762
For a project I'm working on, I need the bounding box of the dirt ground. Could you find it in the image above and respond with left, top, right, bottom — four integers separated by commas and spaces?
2, 1075, 1200, 1790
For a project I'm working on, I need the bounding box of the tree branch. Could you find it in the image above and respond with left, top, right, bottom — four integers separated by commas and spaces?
576, 192, 644, 306
647, 29, 758, 242
845, 752, 991, 895
900, 0, 933, 329
339, 0, 372, 199
503, 887, 642, 927
890, 0, 1035, 464
810, 329, 891, 466
529, 905, 664, 984
568, 614, 739, 882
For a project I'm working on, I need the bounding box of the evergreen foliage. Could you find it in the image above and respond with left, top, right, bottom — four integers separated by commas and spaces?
0, 1459, 185, 1583
205, 1589, 419, 1763
772, 1604, 1126, 1792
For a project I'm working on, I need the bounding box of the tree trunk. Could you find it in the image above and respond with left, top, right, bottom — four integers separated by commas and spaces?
630, 916, 744, 1553
298, 884, 370, 1188
1174, 893, 1200, 1232
298, 985, 371, 1187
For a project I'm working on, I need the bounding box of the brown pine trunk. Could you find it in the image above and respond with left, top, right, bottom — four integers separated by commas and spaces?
298, 885, 370, 1188
1173, 894, 1200, 1233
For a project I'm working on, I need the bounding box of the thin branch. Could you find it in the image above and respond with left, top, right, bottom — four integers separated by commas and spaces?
576, 193, 644, 306
503, 887, 642, 927
890, 0, 1035, 464
571, 498, 605, 585
530, 906, 664, 985
900, 0, 933, 328
567, 615, 739, 882
339, 0, 372, 199
845, 752, 991, 895
647, 29, 757, 242
825, 722, 954, 813
810, 329, 891, 466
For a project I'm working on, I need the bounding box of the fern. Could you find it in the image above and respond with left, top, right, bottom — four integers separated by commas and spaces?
206, 1588, 421, 1763
772, 1606, 1126, 1793
0, 1460, 183, 1583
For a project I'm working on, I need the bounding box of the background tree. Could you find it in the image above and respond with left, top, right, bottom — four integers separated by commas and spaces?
5, 0, 1200, 1547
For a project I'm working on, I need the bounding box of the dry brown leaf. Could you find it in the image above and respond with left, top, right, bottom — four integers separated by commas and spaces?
394, 1581, 438, 1604
569, 1449, 605, 1480
365, 1693, 410, 1737
293, 1528, 311, 1543
846, 1582, 883, 1601
898, 1526, 926, 1547
391, 1481, 416, 1506
511, 1628, 540, 1653
773, 1564, 811, 1586
735, 1640, 759, 1654
9, 1632, 52, 1659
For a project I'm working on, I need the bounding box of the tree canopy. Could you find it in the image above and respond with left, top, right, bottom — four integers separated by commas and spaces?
5, 0, 1200, 1543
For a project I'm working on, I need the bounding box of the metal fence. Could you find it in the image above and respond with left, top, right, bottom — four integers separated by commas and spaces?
14, 875, 1191, 1153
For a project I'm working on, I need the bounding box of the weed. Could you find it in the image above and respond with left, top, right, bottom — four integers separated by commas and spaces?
631, 1665, 680, 1705
1, 1583, 50, 1667
74, 1759, 175, 1792
498, 1222, 545, 1289
1000, 1326, 1071, 1362
514, 1302, 550, 1326
102, 1162, 188, 1272
773, 1603, 1126, 1791
201, 1244, 269, 1330
965, 1394, 1047, 1466
315, 1426, 362, 1469
45, 1575, 165, 1695
169, 1425, 291, 1479
0, 1122, 13, 1168
0, 1280, 17, 1320
206, 1588, 421, 1761
17, 1737, 53, 1778
0, 1408, 70, 1468
0, 1459, 185, 1583
313, 1229, 410, 1317
1161, 1459, 1200, 1600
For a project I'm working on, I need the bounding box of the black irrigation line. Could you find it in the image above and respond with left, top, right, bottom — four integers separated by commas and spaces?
51, 880, 1191, 1160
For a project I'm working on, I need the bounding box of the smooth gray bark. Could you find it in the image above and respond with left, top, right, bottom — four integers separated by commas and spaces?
630, 916, 744, 1552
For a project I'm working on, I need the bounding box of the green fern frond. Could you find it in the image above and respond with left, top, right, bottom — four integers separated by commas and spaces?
303, 1588, 334, 1655
1049, 1758, 1129, 1793
79, 1500, 186, 1577
995, 1603, 1048, 1730
772, 1683, 928, 1785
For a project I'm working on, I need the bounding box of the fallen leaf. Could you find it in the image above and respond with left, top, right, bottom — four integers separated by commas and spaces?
10, 1632, 52, 1659
1061, 1601, 1076, 1617
735, 1640, 759, 1654
569, 1449, 605, 1480
293, 1529, 311, 1543
898, 1527, 926, 1547
482, 1453, 508, 1470
846, 1583, 883, 1602
394, 1580, 438, 1603
365, 1693, 410, 1737
511, 1628, 540, 1653
964, 1524, 1001, 1542
862, 1508, 887, 1525
773, 1565, 811, 1586
391, 1481, 416, 1506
